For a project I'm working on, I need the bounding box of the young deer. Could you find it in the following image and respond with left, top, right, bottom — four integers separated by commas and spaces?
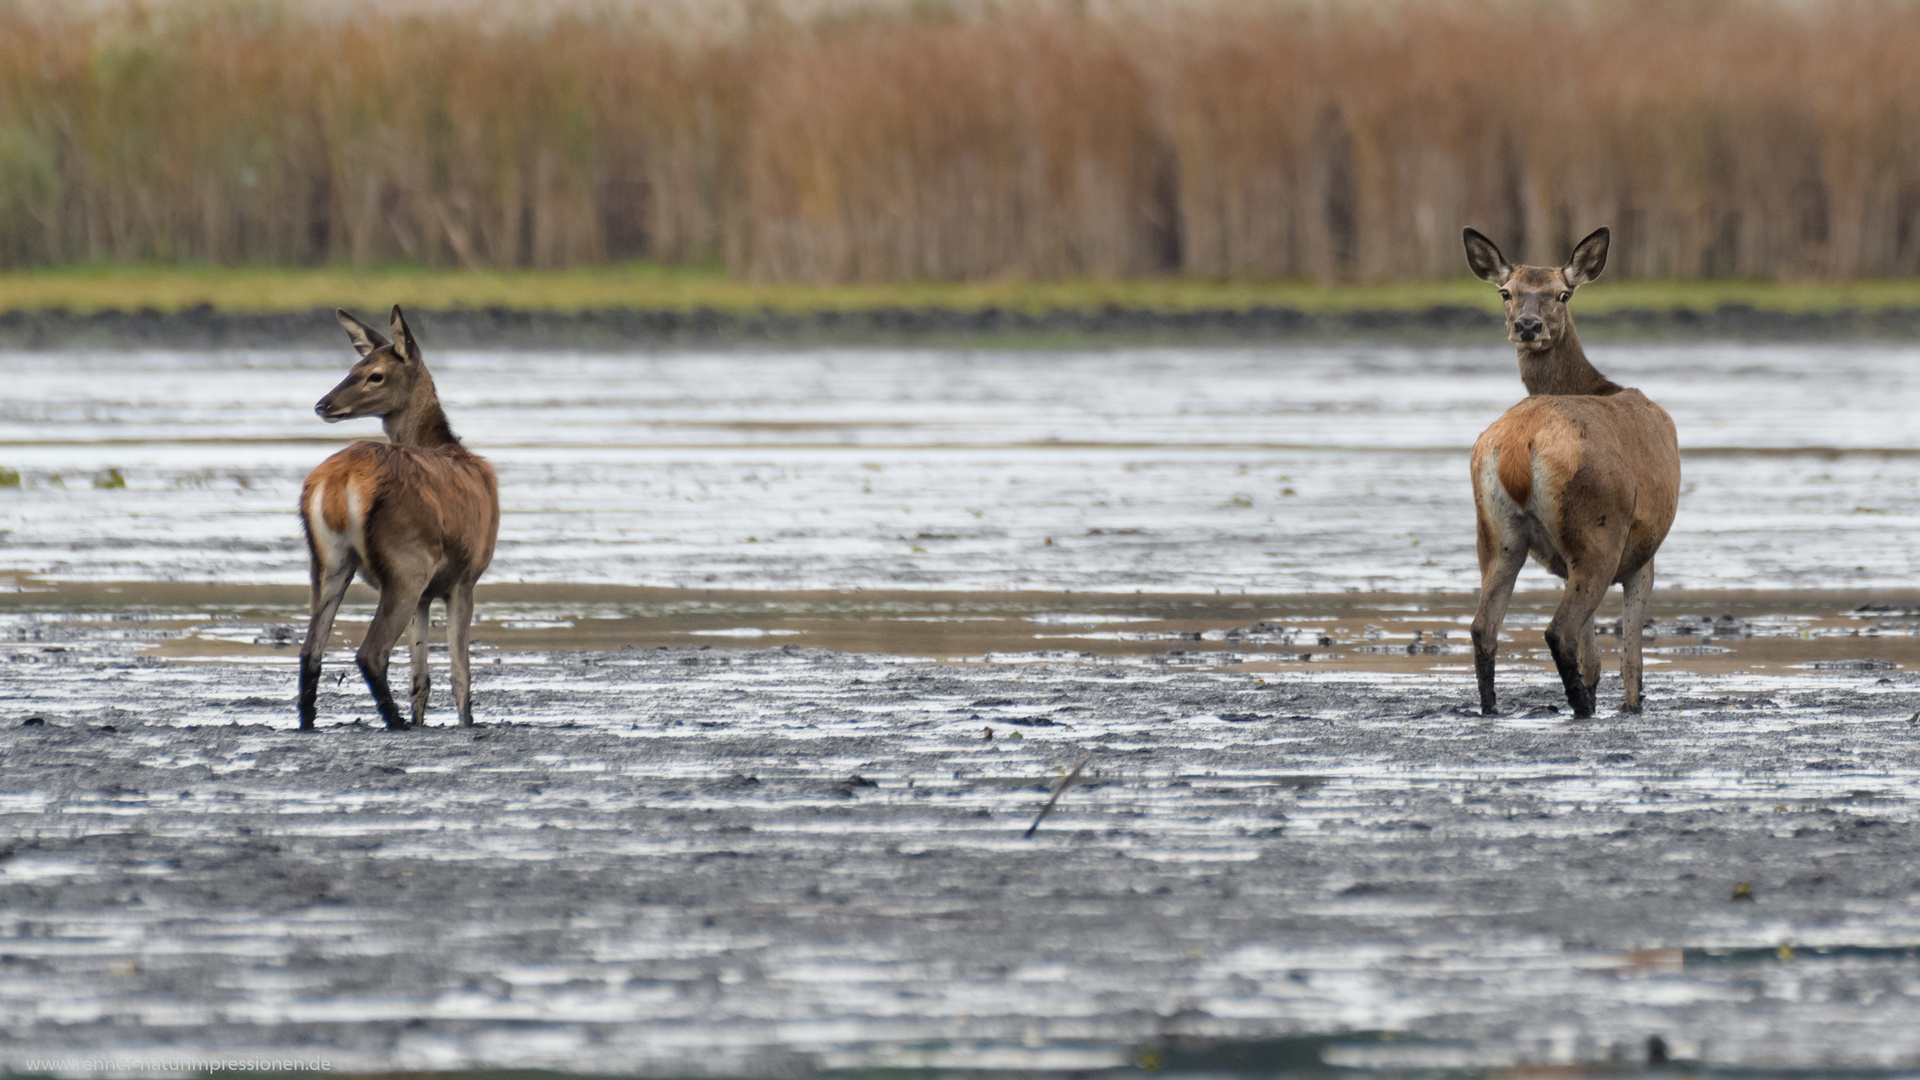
297, 307, 499, 730
1463, 227, 1680, 718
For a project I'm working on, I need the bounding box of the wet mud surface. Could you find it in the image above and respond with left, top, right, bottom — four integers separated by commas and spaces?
4, 638, 1920, 1074
8, 341, 1920, 1075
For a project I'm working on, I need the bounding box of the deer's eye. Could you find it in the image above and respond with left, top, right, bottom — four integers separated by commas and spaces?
1558, 291, 1571, 303
366, 372, 384, 384
1498, 290, 1511, 301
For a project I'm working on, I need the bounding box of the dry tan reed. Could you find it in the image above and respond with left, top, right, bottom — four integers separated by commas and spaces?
2, 0, 1919, 282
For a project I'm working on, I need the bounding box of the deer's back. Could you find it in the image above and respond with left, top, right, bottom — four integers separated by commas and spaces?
302, 440, 499, 589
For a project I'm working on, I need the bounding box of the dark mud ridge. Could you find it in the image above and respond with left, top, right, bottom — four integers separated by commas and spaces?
3, 644, 1920, 1074
6, 303, 1920, 348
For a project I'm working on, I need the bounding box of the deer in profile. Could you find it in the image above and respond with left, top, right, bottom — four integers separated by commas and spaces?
1463, 227, 1680, 718
297, 307, 499, 730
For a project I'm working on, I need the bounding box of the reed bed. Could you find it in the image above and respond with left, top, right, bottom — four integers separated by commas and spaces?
2, 0, 1918, 282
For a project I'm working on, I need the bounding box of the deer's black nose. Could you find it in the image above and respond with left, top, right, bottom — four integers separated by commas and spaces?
1515, 316, 1543, 341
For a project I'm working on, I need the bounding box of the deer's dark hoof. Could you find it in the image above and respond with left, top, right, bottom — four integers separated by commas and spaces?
1563, 686, 1596, 719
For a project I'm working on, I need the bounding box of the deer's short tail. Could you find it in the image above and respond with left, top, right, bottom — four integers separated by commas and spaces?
1496, 439, 1534, 507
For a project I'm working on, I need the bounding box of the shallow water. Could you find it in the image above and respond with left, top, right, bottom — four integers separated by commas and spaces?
6, 582, 1920, 682
4, 342, 1920, 592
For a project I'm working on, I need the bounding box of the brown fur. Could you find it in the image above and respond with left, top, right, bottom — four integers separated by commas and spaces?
317, 464, 356, 533
1463, 227, 1681, 718
297, 306, 500, 730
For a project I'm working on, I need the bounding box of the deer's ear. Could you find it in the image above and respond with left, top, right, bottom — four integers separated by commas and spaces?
388, 305, 419, 364
1463, 228, 1512, 284
336, 308, 390, 358
1563, 226, 1610, 288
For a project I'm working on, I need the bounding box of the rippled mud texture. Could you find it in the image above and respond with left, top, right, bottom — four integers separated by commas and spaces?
4, 645, 1920, 1074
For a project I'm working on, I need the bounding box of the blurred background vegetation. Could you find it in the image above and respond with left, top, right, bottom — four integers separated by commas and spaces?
2, 0, 1918, 305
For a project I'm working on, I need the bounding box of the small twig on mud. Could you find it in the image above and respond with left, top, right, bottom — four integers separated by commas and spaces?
1024, 753, 1092, 839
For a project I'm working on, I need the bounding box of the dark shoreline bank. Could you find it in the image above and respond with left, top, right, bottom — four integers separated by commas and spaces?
7, 303, 1920, 348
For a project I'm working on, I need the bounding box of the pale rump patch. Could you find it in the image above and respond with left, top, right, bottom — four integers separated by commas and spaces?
1476, 456, 1512, 513
306, 484, 348, 568
345, 483, 368, 554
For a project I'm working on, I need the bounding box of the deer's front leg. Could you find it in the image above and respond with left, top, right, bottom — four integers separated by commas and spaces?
1545, 567, 1611, 719
1619, 560, 1654, 714
408, 597, 433, 725
449, 583, 477, 726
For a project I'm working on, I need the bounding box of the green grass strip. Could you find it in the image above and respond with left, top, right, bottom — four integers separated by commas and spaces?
4, 263, 1920, 315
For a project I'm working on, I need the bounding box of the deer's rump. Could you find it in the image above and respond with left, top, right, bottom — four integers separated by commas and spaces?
1470, 390, 1679, 584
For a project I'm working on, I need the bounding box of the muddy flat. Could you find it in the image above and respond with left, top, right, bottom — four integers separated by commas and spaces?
4, 342, 1920, 1076
3, 632, 1919, 1073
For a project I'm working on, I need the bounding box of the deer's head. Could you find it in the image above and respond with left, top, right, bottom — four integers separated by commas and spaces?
317, 306, 430, 423
1463, 227, 1609, 351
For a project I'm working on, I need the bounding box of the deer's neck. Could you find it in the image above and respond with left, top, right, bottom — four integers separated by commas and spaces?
1517, 326, 1622, 396
382, 377, 461, 448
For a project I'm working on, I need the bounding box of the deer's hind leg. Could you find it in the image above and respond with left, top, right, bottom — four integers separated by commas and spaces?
357, 573, 430, 731
1544, 563, 1612, 719
1470, 514, 1530, 716
298, 549, 360, 730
